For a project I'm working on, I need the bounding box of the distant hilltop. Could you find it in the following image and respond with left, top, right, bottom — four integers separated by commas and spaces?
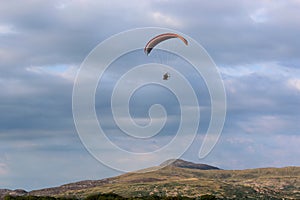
160, 159, 221, 170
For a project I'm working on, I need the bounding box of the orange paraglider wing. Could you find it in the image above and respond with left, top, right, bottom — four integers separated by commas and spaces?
144, 33, 188, 55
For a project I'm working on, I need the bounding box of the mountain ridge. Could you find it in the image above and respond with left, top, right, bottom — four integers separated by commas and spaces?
1, 159, 299, 199
160, 159, 221, 170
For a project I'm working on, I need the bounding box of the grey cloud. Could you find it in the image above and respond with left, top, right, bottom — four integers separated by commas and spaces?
1, 0, 299, 69
149, 0, 300, 66
222, 67, 300, 135
0, 70, 74, 131
183, 132, 300, 170
0, 0, 299, 190
0, 0, 162, 69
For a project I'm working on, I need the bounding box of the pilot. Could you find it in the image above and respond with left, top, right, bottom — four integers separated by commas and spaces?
163, 72, 170, 80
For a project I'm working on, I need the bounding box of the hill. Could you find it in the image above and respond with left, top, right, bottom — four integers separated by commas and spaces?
1, 159, 299, 199
160, 159, 220, 170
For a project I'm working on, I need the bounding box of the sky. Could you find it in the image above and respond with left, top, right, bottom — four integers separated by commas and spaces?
0, 0, 300, 191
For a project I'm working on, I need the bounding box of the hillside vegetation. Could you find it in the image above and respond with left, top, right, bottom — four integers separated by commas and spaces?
2, 160, 299, 199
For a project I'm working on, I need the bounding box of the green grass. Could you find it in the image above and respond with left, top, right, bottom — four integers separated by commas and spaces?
4, 193, 218, 200
26, 166, 299, 200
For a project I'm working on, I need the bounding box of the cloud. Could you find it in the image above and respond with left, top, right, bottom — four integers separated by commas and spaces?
250, 8, 268, 23
0, 68, 74, 132
150, 12, 183, 28
183, 132, 300, 169
26, 64, 77, 81
0, 0, 299, 190
221, 62, 300, 137
0, 24, 16, 34
0, 163, 9, 176
237, 115, 288, 135
287, 78, 300, 91
1, 0, 299, 69
149, 0, 300, 66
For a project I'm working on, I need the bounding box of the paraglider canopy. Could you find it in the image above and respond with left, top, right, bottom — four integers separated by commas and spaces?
144, 33, 188, 81
144, 33, 188, 55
